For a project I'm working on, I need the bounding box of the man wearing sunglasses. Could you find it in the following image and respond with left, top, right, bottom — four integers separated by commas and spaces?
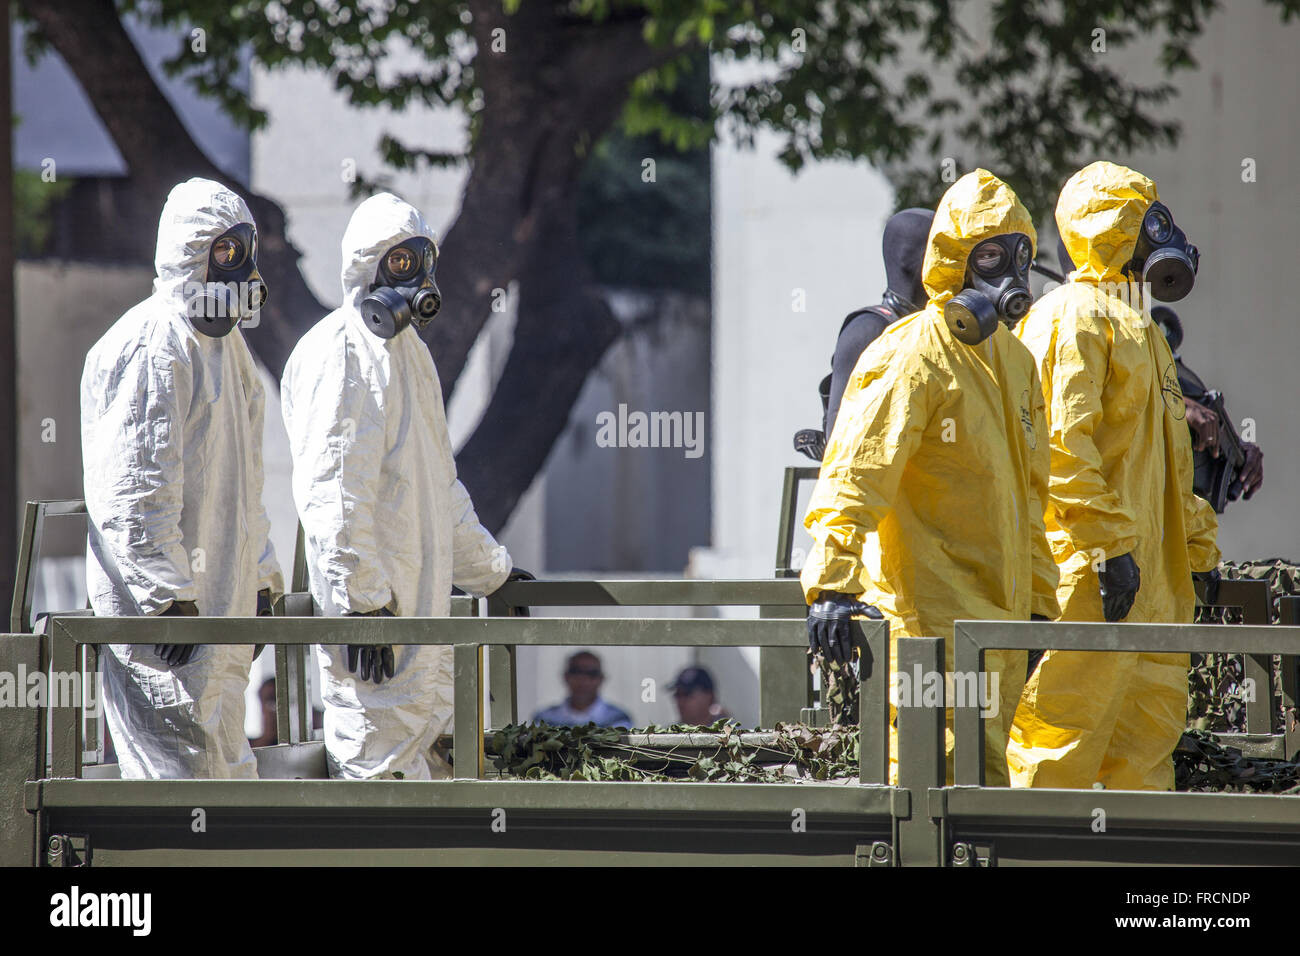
281, 192, 527, 780
81, 178, 283, 779
1008, 162, 1220, 791
531, 652, 633, 728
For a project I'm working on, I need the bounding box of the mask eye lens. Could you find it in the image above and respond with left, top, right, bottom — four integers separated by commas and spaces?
386, 247, 419, 280
1145, 208, 1172, 243
972, 242, 1006, 276
1015, 237, 1031, 273
212, 236, 245, 269
423, 246, 435, 274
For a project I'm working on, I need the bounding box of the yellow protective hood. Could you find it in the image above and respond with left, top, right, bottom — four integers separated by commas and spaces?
1056, 161, 1158, 283
921, 169, 1037, 308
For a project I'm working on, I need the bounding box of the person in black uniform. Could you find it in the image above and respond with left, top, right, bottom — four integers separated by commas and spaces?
794, 208, 935, 460
1054, 238, 1263, 508
1153, 306, 1263, 512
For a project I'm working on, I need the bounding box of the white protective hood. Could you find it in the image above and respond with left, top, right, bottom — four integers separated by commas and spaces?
282, 192, 510, 779
152, 176, 255, 309
82, 176, 281, 779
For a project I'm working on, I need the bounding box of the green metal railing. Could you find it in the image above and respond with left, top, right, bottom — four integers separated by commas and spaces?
8, 501, 834, 767
8, 487, 1300, 866
774, 466, 819, 580
13, 611, 1300, 866
952, 617, 1300, 785
483, 577, 811, 728
1195, 577, 1296, 756
10, 499, 87, 634
41, 610, 892, 786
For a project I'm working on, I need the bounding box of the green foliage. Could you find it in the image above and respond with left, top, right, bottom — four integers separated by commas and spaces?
577, 51, 711, 294
495, 721, 1299, 793
1187, 559, 1300, 735
116, 0, 480, 134
576, 135, 711, 294
490, 720, 860, 782
1187, 651, 1247, 733
95, 0, 1297, 223
12, 170, 74, 257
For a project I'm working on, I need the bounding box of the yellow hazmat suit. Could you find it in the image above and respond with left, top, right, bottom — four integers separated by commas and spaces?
1008, 161, 1220, 791
801, 170, 1060, 785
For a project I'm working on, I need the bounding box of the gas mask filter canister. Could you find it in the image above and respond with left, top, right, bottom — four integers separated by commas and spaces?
944, 233, 1034, 345
1128, 201, 1199, 303
360, 237, 442, 339
185, 222, 268, 337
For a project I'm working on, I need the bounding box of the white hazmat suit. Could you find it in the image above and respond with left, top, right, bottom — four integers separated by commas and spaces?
281, 193, 511, 780
81, 177, 283, 779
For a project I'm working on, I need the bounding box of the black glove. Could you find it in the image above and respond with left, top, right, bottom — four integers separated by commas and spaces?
1098, 553, 1141, 623
156, 600, 200, 667
1194, 567, 1222, 606
345, 608, 396, 684
1026, 614, 1050, 678
499, 567, 535, 617
807, 592, 882, 664
252, 589, 275, 659
793, 429, 827, 462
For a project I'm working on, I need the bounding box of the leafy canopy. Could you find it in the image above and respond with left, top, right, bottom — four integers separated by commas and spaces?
98, 0, 1299, 219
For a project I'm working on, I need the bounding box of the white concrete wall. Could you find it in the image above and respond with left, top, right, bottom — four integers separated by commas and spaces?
703, 6, 1300, 579
700, 133, 895, 578
1113, 11, 1300, 561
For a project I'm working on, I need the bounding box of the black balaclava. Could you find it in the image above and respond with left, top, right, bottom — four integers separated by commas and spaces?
881, 207, 935, 316
1056, 235, 1075, 278
1151, 305, 1184, 356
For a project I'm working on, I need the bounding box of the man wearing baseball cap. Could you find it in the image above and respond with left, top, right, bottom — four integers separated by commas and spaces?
670, 666, 733, 727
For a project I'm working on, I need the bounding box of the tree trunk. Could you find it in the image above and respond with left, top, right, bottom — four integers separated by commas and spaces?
428, 3, 679, 531
455, 190, 621, 533
423, 1, 670, 401
20, 0, 324, 377
27, 0, 676, 533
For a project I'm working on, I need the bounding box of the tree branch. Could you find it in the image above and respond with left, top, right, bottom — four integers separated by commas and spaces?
21, 0, 324, 376
422, 0, 669, 398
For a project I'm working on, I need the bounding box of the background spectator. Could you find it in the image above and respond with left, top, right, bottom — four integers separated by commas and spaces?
248, 677, 278, 749
670, 666, 732, 726
531, 651, 633, 728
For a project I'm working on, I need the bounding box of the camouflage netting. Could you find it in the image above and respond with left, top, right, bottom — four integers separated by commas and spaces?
490, 721, 859, 783
1187, 559, 1300, 736
1174, 731, 1300, 794
490, 561, 1300, 792
490, 722, 1299, 793
810, 649, 859, 726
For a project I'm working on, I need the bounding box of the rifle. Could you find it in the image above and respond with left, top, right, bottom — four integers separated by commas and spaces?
1193, 389, 1247, 514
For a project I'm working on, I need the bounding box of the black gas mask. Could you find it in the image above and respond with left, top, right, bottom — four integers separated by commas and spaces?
185, 222, 268, 337
360, 237, 441, 339
1126, 201, 1198, 302
944, 233, 1034, 345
